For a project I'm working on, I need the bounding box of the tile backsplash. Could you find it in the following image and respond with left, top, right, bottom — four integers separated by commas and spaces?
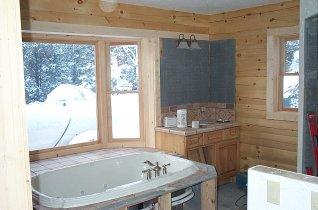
161, 102, 235, 125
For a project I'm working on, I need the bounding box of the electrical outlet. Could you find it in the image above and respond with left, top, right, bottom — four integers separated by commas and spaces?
200, 106, 206, 112
312, 191, 318, 210
267, 180, 280, 205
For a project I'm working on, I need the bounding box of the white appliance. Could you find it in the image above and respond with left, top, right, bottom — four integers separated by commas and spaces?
163, 117, 177, 128
177, 109, 187, 128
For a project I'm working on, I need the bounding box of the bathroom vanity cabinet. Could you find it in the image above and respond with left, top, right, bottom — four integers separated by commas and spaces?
155, 126, 239, 184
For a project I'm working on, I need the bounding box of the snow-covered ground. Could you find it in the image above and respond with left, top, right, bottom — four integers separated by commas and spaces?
27, 84, 140, 151
26, 85, 97, 151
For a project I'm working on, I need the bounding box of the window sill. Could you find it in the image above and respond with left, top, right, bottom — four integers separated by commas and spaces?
266, 111, 298, 122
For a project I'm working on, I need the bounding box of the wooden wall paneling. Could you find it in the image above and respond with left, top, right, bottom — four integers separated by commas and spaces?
209, 0, 299, 171
0, 0, 33, 209
141, 38, 158, 148
20, 0, 210, 34
240, 135, 297, 152
237, 116, 298, 130
240, 143, 297, 166
209, 2, 299, 35
240, 130, 297, 145
241, 156, 297, 171
208, 0, 299, 23
239, 123, 297, 137
236, 86, 267, 99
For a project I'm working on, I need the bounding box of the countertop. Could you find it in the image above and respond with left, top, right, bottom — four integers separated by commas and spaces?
155, 121, 239, 136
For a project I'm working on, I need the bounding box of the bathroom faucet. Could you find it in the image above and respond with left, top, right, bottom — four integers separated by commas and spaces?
144, 160, 155, 167
162, 163, 171, 174
153, 162, 162, 177
142, 169, 153, 180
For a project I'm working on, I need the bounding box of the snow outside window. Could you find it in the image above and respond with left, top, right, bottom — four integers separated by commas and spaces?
22, 42, 97, 151
109, 44, 140, 139
281, 38, 299, 110
266, 26, 299, 121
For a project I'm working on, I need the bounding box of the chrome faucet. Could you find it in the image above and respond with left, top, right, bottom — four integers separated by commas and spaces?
143, 161, 170, 179
144, 160, 155, 167
142, 169, 153, 180
162, 163, 171, 174
153, 162, 162, 177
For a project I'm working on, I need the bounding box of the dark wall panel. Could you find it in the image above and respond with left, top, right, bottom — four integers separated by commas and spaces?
160, 39, 210, 107
210, 39, 236, 103
302, 14, 318, 173
160, 38, 236, 107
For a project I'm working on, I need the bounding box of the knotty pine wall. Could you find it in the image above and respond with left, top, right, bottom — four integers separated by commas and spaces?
20, 0, 210, 34
209, 0, 299, 171
20, 0, 300, 171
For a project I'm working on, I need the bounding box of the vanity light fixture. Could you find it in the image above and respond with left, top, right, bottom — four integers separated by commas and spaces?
176, 34, 201, 50
189, 34, 201, 50
176, 34, 190, 49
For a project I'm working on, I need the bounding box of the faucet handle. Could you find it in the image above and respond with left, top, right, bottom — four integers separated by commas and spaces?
142, 169, 152, 180
162, 163, 171, 174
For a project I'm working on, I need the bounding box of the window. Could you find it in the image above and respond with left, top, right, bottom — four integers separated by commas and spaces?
23, 41, 98, 151
22, 35, 146, 158
108, 44, 142, 141
266, 26, 299, 121
280, 37, 299, 110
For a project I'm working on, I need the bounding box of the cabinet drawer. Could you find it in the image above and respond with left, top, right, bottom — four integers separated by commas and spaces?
223, 127, 239, 140
186, 134, 203, 149
203, 130, 222, 145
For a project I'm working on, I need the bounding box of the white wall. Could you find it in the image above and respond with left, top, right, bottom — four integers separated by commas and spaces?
248, 165, 318, 210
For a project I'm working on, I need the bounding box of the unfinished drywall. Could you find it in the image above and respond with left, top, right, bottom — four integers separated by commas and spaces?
248, 165, 318, 210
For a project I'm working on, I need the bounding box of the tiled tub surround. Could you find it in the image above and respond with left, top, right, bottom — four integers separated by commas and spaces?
30, 148, 217, 210
161, 102, 235, 125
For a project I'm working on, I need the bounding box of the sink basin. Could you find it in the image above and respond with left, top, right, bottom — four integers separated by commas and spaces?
187, 122, 217, 128
187, 121, 231, 128
199, 123, 217, 128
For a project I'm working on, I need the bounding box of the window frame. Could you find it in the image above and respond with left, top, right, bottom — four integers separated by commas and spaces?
23, 33, 145, 160
279, 35, 299, 112
266, 26, 299, 122
105, 41, 145, 147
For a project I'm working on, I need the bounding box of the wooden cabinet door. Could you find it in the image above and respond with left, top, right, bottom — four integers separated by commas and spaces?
187, 148, 206, 164
217, 139, 238, 175
203, 145, 217, 167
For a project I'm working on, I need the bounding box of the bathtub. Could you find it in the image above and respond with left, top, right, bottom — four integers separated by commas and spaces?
31, 152, 200, 208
